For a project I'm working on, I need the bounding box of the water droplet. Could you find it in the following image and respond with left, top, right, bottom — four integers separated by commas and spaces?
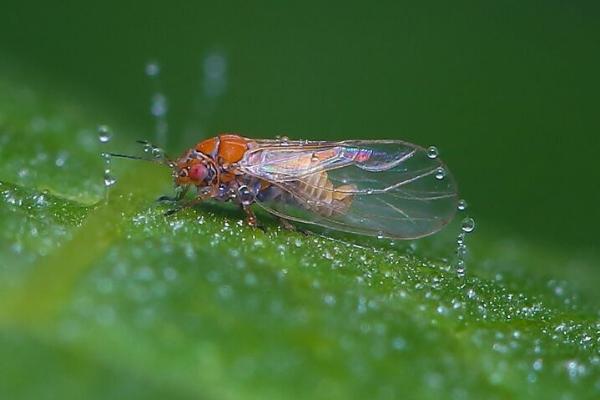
151, 93, 167, 117
203, 52, 228, 98
97, 125, 112, 143
457, 199, 468, 211
427, 146, 439, 159
437, 305, 449, 315
461, 217, 476, 233
456, 259, 466, 278
565, 360, 587, 380
244, 273, 257, 286
323, 294, 336, 306
218, 285, 233, 299
554, 284, 565, 297
145, 61, 160, 77
33, 193, 47, 206
151, 146, 164, 159
392, 337, 406, 350
238, 186, 254, 206
55, 151, 68, 167
104, 170, 117, 187
163, 267, 178, 281
434, 167, 445, 180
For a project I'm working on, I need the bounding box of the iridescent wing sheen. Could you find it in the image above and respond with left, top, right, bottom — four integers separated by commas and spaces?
239, 139, 458, 239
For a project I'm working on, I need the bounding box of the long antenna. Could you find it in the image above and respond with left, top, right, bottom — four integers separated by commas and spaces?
103, 137, 174, 165
105, 152, 156, 162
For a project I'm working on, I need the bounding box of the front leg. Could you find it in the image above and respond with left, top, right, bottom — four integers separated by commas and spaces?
157, 185, 189, 203
164, 190, 211, 216
164, 197, 204, 216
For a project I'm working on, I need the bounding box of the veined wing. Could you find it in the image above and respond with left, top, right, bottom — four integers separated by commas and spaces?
240, 139, 458, 239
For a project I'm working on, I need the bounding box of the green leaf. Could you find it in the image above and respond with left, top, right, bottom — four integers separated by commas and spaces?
1, 67, 599, 400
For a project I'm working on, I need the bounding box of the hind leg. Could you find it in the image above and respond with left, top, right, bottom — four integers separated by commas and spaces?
278, 217, 311, 235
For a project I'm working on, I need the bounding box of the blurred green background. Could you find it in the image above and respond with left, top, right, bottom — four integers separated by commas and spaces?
2, 2, 600, 399
2, 0, 599, 251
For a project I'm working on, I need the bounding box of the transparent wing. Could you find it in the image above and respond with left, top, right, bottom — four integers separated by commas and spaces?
240, 139, 458, 239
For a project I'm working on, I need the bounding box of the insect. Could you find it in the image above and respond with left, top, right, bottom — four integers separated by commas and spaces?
110, 134, 458, 239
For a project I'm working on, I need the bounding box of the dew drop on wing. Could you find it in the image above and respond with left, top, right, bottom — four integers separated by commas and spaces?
427, 146, 439, 159
435, 167, 446, 180
461, 217, 475, 233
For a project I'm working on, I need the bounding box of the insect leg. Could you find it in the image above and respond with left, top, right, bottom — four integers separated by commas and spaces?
241, 204, 266, 231
278, 217, 296, 231
278, 217, 311, 236
157, 185, 189, 203
164, 193, 206, 216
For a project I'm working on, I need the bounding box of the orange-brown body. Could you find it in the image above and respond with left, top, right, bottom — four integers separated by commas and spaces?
195, 134, 250, 164
194, 134, 253, 184
173, 133, 355, 226
172, 134, 266, 226
113, 134, 459, 239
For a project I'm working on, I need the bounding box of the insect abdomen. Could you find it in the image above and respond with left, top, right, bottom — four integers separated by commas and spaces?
297, 171, 356, 216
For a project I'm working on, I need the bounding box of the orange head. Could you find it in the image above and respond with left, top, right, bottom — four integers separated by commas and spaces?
174, 148, 218, 187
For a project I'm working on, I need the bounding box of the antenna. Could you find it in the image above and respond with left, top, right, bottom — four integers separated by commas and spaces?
104, 140, 176, 169
105, 152, 154, 162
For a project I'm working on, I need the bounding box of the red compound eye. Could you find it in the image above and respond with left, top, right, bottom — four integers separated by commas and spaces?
189, 163, 208, 181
